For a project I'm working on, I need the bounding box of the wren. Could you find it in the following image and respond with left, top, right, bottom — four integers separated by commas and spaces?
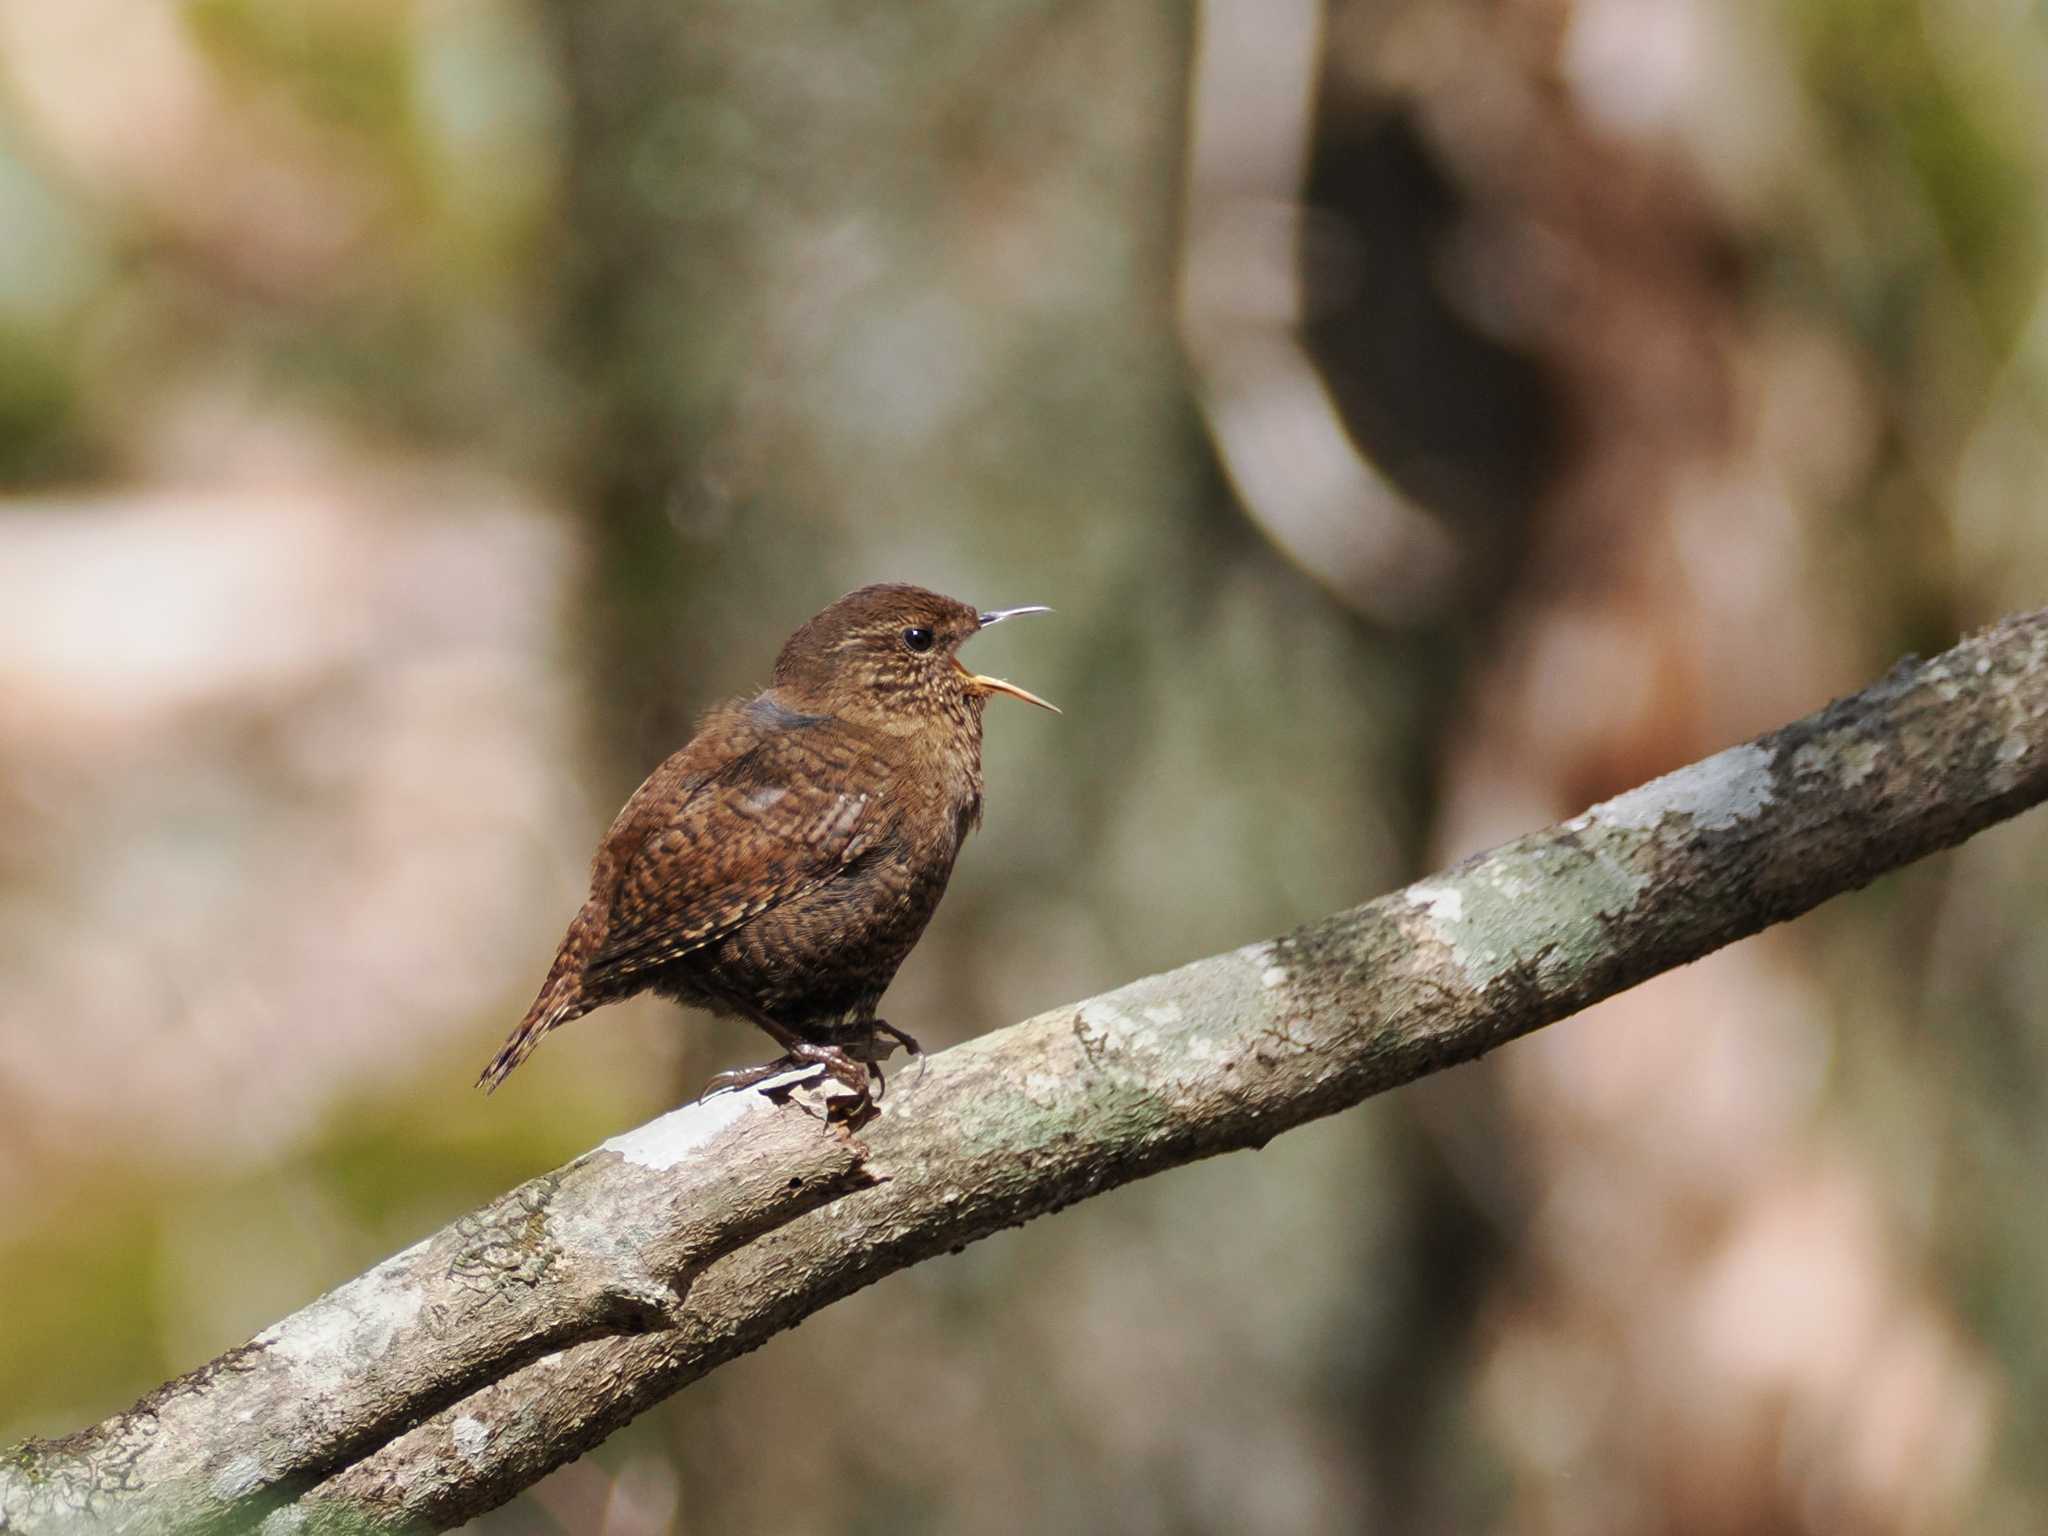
477, 583, 1056, 1120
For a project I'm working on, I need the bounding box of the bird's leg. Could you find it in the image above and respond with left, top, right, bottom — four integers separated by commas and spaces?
698, 1009, 809, 1100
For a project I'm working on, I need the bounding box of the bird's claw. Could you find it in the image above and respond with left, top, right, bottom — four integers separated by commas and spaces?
871, 1020, 922, 1057
871, 1020, 930, 1085
697, 1056, 825, 1102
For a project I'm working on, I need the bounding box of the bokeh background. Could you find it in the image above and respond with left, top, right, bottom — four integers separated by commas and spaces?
4, 0, 2047, 1531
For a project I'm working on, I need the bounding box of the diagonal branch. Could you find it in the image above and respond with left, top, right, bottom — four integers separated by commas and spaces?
7, 610, 2048, 1534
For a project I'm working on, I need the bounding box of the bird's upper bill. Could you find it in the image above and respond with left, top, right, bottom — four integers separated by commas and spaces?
960, 604, 1059, 712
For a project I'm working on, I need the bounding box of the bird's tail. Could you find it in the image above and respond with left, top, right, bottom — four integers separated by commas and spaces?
477, 972, 590, 1093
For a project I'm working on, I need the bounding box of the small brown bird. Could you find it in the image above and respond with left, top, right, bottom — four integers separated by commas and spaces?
477, 583, 1055, 1118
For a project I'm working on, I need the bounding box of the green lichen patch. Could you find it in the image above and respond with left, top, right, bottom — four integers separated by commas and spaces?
1405, 829, 1652, 994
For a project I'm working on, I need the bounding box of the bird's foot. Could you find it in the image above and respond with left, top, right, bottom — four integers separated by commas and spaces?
796, 1041, 876, 1124
698, 1043, 876, 1128
839, 1028, 921, 1073
868, 1020, 923, 1060
827, 1024, 925, 1105
840, 1020, 926, 1092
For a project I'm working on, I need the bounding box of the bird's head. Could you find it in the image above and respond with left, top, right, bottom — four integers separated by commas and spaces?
772, 583, 1057, 732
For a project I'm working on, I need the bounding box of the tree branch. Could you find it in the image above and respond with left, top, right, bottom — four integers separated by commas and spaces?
8, 611, 2048, 1534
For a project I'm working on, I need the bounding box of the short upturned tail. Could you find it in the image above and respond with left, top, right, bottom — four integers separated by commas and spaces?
477, 975, 587, 1093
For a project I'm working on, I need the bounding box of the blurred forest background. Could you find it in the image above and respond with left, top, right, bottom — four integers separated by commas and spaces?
3, 0, 2048, 1531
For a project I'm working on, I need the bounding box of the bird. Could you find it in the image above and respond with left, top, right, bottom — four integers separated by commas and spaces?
476, 582, 1056, 1121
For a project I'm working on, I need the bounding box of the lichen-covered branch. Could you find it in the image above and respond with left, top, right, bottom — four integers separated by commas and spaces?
0, 1086, 873, 1535
8, 611, 2048, 1535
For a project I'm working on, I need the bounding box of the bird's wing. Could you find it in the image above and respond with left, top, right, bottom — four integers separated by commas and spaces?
585, 711, 888, 985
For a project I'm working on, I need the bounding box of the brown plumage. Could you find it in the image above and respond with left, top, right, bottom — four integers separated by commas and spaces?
477, 583, 1055, 1118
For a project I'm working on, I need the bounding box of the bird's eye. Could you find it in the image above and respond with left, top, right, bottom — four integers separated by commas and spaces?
902, 625, 935, 654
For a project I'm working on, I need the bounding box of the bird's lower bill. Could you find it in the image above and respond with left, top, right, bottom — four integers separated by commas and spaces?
956, 659, 1060, 713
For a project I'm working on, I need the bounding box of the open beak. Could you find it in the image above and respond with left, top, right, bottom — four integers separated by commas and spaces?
961, 604, 1059, 713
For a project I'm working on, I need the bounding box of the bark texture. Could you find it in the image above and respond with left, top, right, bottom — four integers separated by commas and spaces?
6, 610, 2048, 1535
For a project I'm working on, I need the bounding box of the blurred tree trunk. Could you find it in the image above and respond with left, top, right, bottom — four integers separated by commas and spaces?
524, 5, 1268, 1531
1292, 1, 2002, 1528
